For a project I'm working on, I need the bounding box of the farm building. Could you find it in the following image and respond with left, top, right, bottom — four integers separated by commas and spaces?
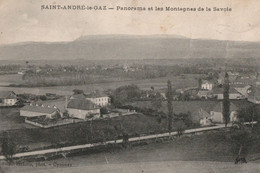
85, 92, 110, 107
67, 99, 100, 120
70, 92, 110, 107
213, 87, 244, 100
20, 104, 60, 119
209, 102, 239, 123
0, 91, 17, 106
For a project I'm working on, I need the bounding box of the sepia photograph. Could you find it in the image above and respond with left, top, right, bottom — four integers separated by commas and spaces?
0, 0, 260, 172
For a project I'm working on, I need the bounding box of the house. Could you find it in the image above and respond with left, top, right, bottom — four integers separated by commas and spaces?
234, 85, 252, 98
70, 92, 110, 107
248, 74, 260, 104
198, 108, 213, 126
20, 104, 60, 119
85, 92, 110, 107
213, 87, 244, 100
0, 91, 17, 106
36, 98, 67, 117
209, 102, 239, 123
67, 99, 100, 120
198, 100, 255, 125
201, 80, 214, 90
230, 78, 254, 86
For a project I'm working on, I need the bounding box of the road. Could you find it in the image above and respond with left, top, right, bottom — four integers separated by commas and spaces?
0, 124, 227, 160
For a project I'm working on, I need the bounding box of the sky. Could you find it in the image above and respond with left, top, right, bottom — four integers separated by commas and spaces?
0, 0, 260, 45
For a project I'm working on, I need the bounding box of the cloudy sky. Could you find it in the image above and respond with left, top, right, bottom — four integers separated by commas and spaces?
0, 0, 259, 44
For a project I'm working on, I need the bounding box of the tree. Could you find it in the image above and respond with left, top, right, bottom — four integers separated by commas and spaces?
198, 78, 202, 88
173, 120, 186, 137
237, 105, 257, 128
72, 89, 84, 95
166, 80, 174, 137
151, 95, 162, 111
122, 132, 129, 148
112, 85, 142, 106
1, 132, 16, 165
100, 107, 109, 115
223, 72, 230, 127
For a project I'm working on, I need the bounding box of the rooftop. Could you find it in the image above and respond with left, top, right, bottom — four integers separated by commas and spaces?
20, 104, 57, 114
0, 91, 17, 99
67, 99, 99, 110
212, 87, 241, 95
85, 92, 108, 98
36, 98, 67, 113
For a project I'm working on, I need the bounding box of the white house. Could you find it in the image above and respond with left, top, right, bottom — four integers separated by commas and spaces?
85, 92, 110, 107
67, 99, 100, 120
201, 80, 214, 91
70, 92, 110, 107
0, 91, 17, 106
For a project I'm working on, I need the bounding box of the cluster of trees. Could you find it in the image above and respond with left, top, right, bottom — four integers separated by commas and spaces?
110, 85, 142, 107
0, 65, 21, 74
20, 62, 221, 87
1, 132, 16, 164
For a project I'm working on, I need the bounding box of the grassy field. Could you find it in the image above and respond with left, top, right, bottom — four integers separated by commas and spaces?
129, 100, 218, 123
2, 129, 260, 173
0, 113, 169, 152
0, 74, 198, 95
0, 108, 35, 131
0, 74, 24, 86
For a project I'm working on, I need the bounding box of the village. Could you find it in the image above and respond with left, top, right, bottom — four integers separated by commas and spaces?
0, 60, 260, 168
0, 69, 259, 128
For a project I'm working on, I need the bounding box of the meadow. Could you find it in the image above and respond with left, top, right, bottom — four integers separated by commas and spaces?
0, 74, 199, 95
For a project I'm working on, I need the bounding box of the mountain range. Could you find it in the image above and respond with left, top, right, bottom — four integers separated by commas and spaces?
0, 35, 260, 60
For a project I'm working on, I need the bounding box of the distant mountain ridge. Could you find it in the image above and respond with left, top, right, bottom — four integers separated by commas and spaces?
0, 35, 260, 60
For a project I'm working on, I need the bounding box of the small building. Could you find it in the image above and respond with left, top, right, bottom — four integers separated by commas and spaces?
20, 104, 60, 119
0, 91, 17, 106
213, 87, 244, 100
67, 99, 100, 120
198, 108, 213, 126
230, 78, 254, 86
234, 85, 252, 98
36, 98, 67, 117
201, 80, 214, 91
209, 102, 238, 123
